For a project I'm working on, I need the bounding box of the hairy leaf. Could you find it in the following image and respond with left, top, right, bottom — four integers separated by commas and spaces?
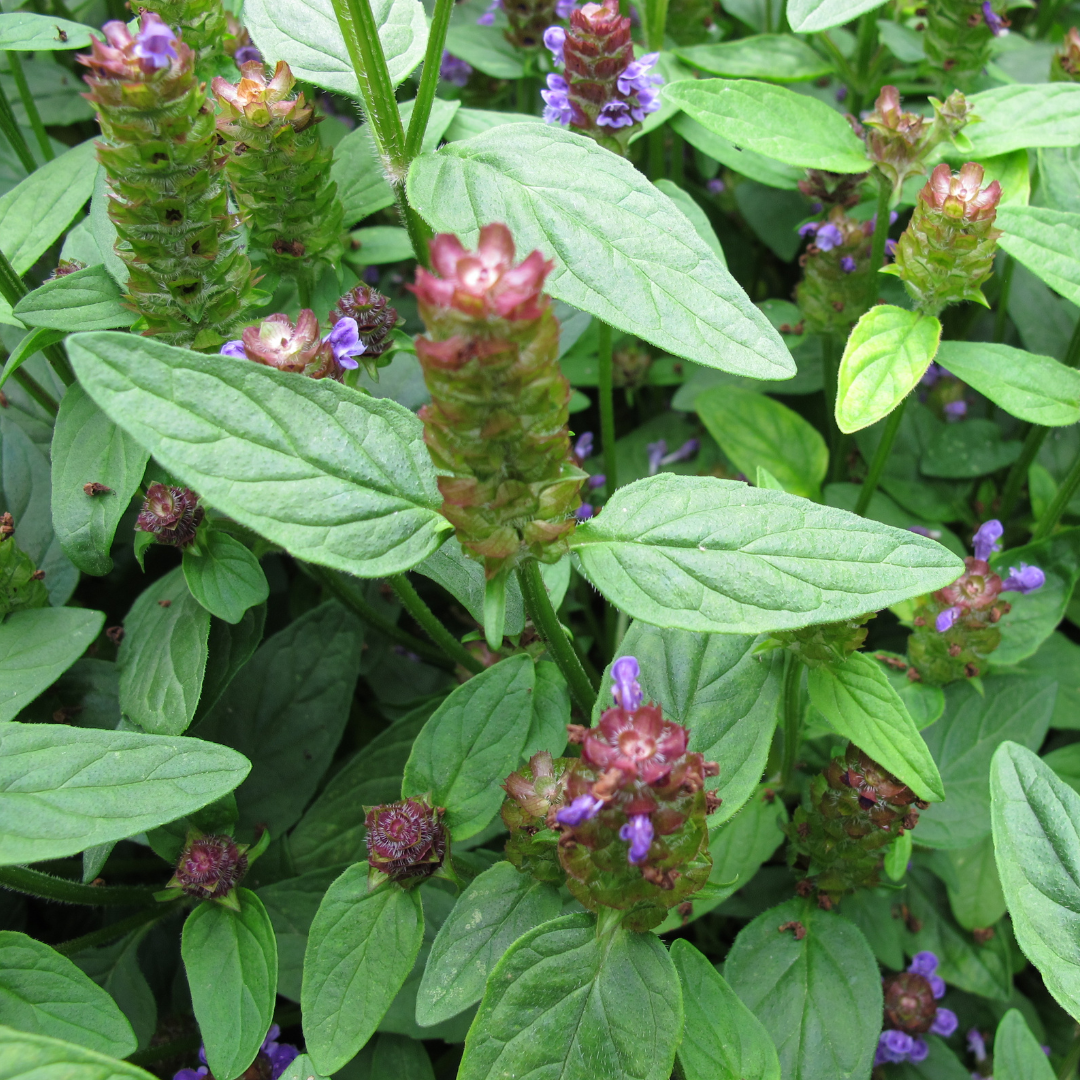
182, 532, 268, 625
786, 0, 889, 32
997, 206, 1080, 309
993, 1009, 1055, 1080
14, 265, 134, 332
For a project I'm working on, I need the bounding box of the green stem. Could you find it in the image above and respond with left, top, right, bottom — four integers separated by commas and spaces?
647, 128, 664, 181
821, 333, 842, 482
999, 424, 1049, 523
763, 0, 774, 33
1033, 445, 1080, 541
644, 0, 669, 52
854, 396, 906, 516
1064, 314, 1080, 371
0, 75, 36, 173
296, 265, 314, 310
303, 562, 454, 671
993, 254, 1014, 344
388, 573, 485, 674
396, 186, 433, 270
815, 33, 858, 88
11, 366, 58, 414
779, 653, 803, 788
850, 12, 879, 113
597, 320, 617, 499
518, 559, 598, 715
669, 130, 684, 186
865, 170, 891, 309
404, 0, 455, 160
54, 904, 176, 957
6, 51, 52, 162
0, 866, 159, 907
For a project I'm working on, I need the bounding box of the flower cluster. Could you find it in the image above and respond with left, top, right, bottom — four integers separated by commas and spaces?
907, 520, 1044, 684
540, 0, 663, 151
767, 614, 875, 668
328, 284, 401, 371
646, 438, 700, 476
365, 796, 448, 887
795, 209, 878, 334
136, 484, 204, 548
787, 744, 927, 907
506, 657, 719, 930
1054, 27, 1080, 80
875, 953, 958, 1066
166, 832, 249, 904
220, 310, 366, 379
923, 0, 1010, 91
411, 224, 587, 581
137, 0, 229, 68
570, 431, 607, 519
174, 1024, 298, 1080
486, 0, 578, 49
502, 751, 573, 882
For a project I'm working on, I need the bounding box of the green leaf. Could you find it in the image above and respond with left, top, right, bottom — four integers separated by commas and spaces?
933, 341, 1080, 427
602, 624, 781, 825
403, 654, 537, 840
836, 306, 942, 434
444, 107, 543, 142
444, 0, 525, 79
350, 225, 414, 265
936, 835, 1007, 931
697, 385, 828, 499
14, 265, 134, 333
50, 383, 148, 577
993, 1009, 1055, 1080
524, 661, 571, 760
0, 13, 94, 49
725, 898, 882, 1080
807, 653, 944, 802
330, 126, 394, 228
68, 332, 449, 578
671, 112, 802, 190
458, 912, 682, 1080
0, 608, 103, 722
968, 85, 1080, 159
877, 659, 946, 730
571, 473, 963, 634
671, 938, 780, 1080
920, 419, 1022, 479
370, 1035, 435, 1079
0, 931, 136, 1058
417, 861, 562, 1026
116, 568, 210, 736
889, 1037, 972, 1080
661, 79, 869, 173
0, 329, 67, 391
407, 124, 794, 380
0, 723, 250, 865
1002, 631, 1080, 730
244, 0, 427, 96
71, 928, 157, 1051
278, 1055, 330, 1080
786, 0, 888, 33
302, 865, 424, 1074
0, 1025, 158, 1080
194, 601, 363, 837
653, 179, 726, 267
182, 532, 268, 625
181, 888, 277, 1080
194, 604, 267, 725
676, 35, 832, 81
997, 206, 1080, 309
918, 675, 1056, 849
991, 741, 1080, 1022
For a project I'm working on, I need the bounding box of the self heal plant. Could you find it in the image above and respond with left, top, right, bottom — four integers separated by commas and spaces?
365, 797, 448, 887
796, 209, 877, 334
875, 953, 958, 1066
220, 310, 365, 379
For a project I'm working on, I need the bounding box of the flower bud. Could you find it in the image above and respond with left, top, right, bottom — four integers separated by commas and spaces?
168, 832, 248, 902
1053, 27, 1080, 80
502, 752, 572, 883
876, 952, 958, 1065
365, 797, 447, 886
328, 284, 400, 374
136, 484, 204, 548
923, 0, 1000, 92
136, 0, 230, 68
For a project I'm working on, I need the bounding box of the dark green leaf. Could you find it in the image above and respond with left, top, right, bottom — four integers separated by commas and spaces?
68, 333, 450, 578
14, 265, 135, 332
457, 913, 682, 1080
921, 420, 1022, 479
194, 605, 266, 724
0, 13, 94, 49
1000, 632, 1080, 730
571, 474, 963, 634
725, 899, 882, 1080
370, 1034, 435, 1079
0, 723, 250, 865
968, 85, 1080, 159
51, 383, 148, 577
932, 836, 1007, 931
182, 532, 268, 625
524, 661, 570, 760
0, 1026, 158, 1080
993, 1008, 1055, 1080
181, 888, 277, 1080
677, 35, 832, 81
301, 865, 424, 1074
671, 938, 780, 1080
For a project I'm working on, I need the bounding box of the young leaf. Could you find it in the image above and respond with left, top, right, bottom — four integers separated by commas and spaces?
697, 385, 828, 499
786, 0, 889, 33
51, 383, 149, 577
402, 654, 536, 840
991, 741, 1080, 1023
182, 531, 269, 625
181, 888, 278, 1080
0, 1026, 157, 1080
117, 568, 210, 736
0, 607, 103, 722
671, 938, 781, 1080
661, 79, 869, 173
806, 652, 944, 802
68, 333, 450, 579
0, 930, 137, 1058
406, 124, 795, 381
993, 1009, 1055, 1080
301, 864, 424, 1075
0, 13, 94, 50
677, 35, 831, 81
14, 265, 135, 332
0, 724, 250, 864
967, 85, 1080, 159
417, 861, 562, 1026
836, 306, 942, 434
457, 912, 683, 1080
571, 474, 963, 635
725, 899, 882, 1080
996, 206, 1080, 309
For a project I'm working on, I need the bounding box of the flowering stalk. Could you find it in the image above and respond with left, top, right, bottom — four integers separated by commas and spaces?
365, 796, 448, 889
876, 952, 959, 1066
795, 210, 878, 335
78, 15, 257, 348
212, 62, 344, 290
924, 0, 1010, 92
136, 0, 229, 67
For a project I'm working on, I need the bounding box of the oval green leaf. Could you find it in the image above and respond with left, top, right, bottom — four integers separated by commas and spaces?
14, 265, 135, 332
968, 85, 1080, 159
676, 35, 832, 82
786, 0, 888, 33
997, 205, 1080, 308
993, 1009, 1055, 1080
0, 13, 94, 49
0, 1025, 157, 1080
182, 532, 269, 625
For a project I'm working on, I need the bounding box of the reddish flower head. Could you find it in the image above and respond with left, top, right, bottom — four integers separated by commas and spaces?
169, 834, 248, 901
583, 703, 689, 784
411, 224, 553, 323
365, 797, 447, 883
921, 162, 1001, 223
136, 484, 204, 547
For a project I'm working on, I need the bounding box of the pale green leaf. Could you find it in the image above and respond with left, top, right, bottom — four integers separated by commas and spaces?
968, 85, 1080, 159
786, 0, 888, 33
676, 35, 832, 82
997, 205, 1080, 308
0, 13, 94, 49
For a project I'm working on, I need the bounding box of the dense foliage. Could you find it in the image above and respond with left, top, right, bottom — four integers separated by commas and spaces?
4, 0, 1080, 1076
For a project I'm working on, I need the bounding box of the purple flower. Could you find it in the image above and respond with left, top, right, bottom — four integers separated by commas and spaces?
173, 1071, 207, 1080
661, 438, 700, 466
967, 1028, 988, 1064
597, 100, 634, 128
921, 361, 945, 387
555, 0, 578, 14
574, 431, 594, 459
612, 655, 643, 710
176, 1026, 297, 1080
930, 1008, 958, 1037
908, 525, 942, 539
944, 399, 967, 419
840, 255, 857, 273
972, 519, 1003, 562
928, 973, 946, 998
440, 50, 473, 87
541, 73, 571, 125
544, 25, 566, 64
323, 317, 366, 370
983, 1, 1009, 34
477, 0, 500, 24
617, 51, 663, 98
134, 13, 178, 69
646, 439, 667, 475
556, 793, 604, 824
909, 951, 939, 978
587, 473, 606, 489
619, 813, 654, 864
908, 1038, 929, 1063
884, 237, 898, 258
876, 1030, 916, 1065
936, 605, 962, 632
815, 223, 843, 251
1002, 562, 1045, 594
220, 339, 246, 358
836, 84, 849, 102
575, 503, 594, 520
234, 44, 262, 66
798, 221, 820, 238
707, 178, 726, 194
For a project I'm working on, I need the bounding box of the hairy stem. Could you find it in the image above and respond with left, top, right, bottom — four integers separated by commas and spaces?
597, 320, 618, 499
388, 573, 485, 674
0, 73, 36, 173
404, 0, 455, 160
0, 866, 159, 907
855, 397, 907, 516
